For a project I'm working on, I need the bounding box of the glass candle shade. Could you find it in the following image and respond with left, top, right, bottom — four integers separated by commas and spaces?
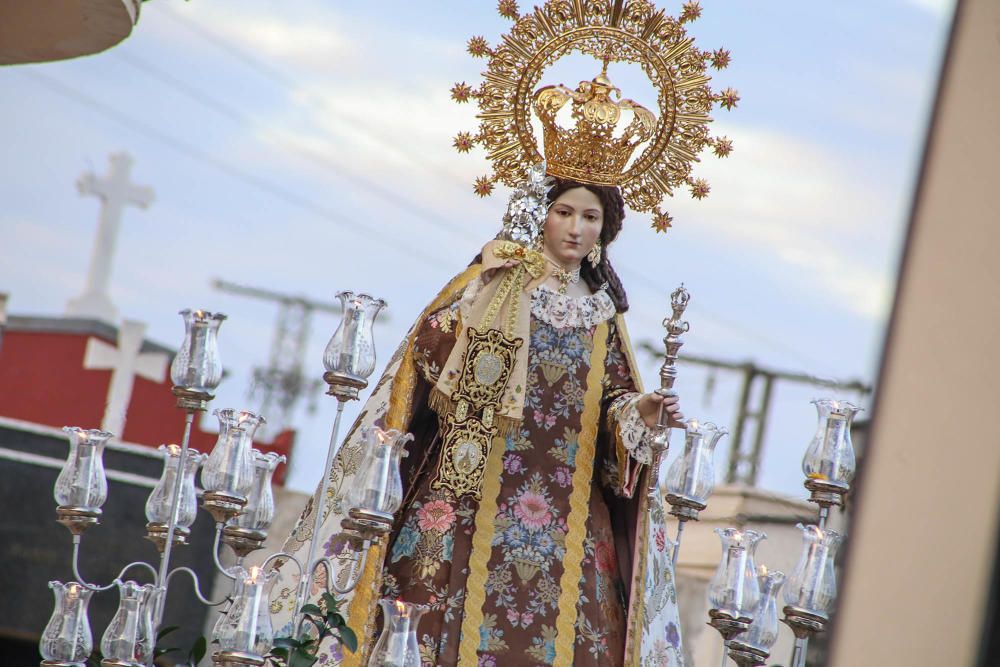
707, 528, 766, 619
368, 599, 428, 667
741, 567, 785, 652
322, 292, 386, 381
665, 419, 726, 507
347, 427, 413, 519
202, 409, 265, 500
802, 399, 861, 488
54, 427, 112, 511
169, 309, 225, 394
145, 445, 205, 529
214, 566, 278, 658
234, 450, 287, 533
784, 524, 844, 617
40, 581, 94, 665
100, 580, 156, 666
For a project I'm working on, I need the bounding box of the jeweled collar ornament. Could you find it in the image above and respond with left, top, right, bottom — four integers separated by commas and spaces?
452, 0, 738, 233
546, 258, 581, 294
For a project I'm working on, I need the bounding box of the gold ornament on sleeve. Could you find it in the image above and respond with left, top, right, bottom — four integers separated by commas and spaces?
453, 0, 738, 233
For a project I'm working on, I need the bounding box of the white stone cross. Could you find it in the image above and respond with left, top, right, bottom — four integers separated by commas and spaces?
83, 319, 169, 437
66, 152, 155, 323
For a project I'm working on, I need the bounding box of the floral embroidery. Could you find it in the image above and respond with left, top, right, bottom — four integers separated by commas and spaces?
417, 499, 457, 533
380, 309, 670, 665
428, 300, 461, 333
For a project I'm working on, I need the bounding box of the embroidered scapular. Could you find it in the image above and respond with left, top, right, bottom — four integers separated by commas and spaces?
433, 326, 522, 499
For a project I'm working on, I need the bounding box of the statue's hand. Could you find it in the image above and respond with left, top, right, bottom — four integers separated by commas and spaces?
482, 259, 521, 284
637, 392, 685, 429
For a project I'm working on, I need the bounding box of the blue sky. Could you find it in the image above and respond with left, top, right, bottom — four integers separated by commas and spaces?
0, 0, 955, 495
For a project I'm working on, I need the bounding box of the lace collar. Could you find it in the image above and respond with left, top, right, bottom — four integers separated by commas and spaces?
530, 283, 616, 329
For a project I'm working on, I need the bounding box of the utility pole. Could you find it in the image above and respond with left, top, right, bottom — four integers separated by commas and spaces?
639, 343, 872, 486
211, 279, 343, 434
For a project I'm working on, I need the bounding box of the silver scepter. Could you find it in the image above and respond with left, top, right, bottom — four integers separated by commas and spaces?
646, 284, 691, 496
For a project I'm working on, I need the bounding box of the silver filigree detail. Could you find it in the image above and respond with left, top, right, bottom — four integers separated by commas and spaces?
500, 161, 554, 247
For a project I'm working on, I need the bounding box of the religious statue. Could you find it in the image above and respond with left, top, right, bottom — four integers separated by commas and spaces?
268, 2, 737, 665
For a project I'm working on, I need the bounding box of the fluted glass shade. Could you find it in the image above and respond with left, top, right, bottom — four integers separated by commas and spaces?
707, 527, 766, 619
347, 427, 412, 518
40, 581, 94, 664
202, 409, 264, 499
235, 450, 286, 533
322, 292, 386, 380
54, 427, 112, 511
368, 599, 428, 667
784, 524, 843, 616
802, 398, 861, 488
665, 419, 725, 506
213, 566, 278, 657
145, 444, 205, 529
169, 309, 225, 394
100, 580, 156, 666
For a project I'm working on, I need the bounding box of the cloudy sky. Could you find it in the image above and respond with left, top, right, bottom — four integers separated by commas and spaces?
0, 0, 955, 495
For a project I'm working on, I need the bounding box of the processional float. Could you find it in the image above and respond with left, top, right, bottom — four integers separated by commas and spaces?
38, 2, 860, 666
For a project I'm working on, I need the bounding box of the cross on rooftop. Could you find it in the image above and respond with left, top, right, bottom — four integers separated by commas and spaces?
66, 152, 155, 323
83, 320, 168, 436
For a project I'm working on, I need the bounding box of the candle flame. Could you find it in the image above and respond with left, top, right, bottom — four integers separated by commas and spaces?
689, 418, 700, 430
249, 566, 261, 583
759, 564, 768, 577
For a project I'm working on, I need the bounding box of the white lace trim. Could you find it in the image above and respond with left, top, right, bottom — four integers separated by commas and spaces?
530, 284, 616, 329
611, 393, 652, 465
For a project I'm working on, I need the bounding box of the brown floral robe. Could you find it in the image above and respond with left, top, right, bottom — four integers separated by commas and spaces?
379, 288, 644, 666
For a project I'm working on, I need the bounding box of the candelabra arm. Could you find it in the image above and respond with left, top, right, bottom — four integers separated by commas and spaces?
672, 521, 686, 568
262, 551, 303, 576
211, 522, 238, 580
295, 399, 348, 628
154, 410, 196, 626
325, 542, 370, 596
165, 566, 230, 606
70, 534, 160, 591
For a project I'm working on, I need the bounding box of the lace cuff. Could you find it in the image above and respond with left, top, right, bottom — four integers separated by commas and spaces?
609, 392, 652, 465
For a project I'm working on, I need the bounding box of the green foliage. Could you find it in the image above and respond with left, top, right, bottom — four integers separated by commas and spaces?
266, 592, 358, 667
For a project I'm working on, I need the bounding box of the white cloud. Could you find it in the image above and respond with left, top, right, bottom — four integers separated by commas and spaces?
904, 0, 957, 16
668, 126, 902, 321
151, 3, 358, 68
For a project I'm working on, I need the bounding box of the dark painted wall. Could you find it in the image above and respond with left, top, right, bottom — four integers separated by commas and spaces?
0, 424, 220, 666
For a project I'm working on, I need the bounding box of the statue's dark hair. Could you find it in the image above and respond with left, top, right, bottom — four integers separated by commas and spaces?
545, 178, 629, 313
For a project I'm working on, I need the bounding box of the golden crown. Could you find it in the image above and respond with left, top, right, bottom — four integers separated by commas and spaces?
452, 0, 739, 233
534, 60, 656, 186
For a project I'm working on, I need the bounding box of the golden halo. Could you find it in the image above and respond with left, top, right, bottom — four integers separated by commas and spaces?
453, 0, 738, 233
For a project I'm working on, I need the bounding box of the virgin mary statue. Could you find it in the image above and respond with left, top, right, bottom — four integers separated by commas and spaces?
268, 3, 738, 665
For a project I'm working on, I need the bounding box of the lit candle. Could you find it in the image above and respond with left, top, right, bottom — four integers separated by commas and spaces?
683, 421, 702, 498
386, 599, 410, 666
820, 415, 845, 482
721, 533, 748, 614
245, 567, 263, 652
802, 527, 825, 611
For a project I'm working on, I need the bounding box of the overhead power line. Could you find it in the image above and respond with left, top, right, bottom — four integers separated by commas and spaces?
20, 70, 451, 270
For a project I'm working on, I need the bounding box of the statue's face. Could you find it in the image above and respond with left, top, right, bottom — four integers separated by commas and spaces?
542, 187, 603, 268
